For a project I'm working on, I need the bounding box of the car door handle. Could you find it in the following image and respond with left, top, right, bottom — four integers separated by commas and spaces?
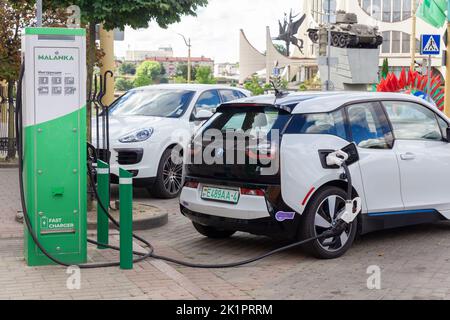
400, 153, 416, 161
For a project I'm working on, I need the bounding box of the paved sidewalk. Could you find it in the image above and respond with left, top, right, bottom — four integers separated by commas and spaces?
3, 167, 450, 299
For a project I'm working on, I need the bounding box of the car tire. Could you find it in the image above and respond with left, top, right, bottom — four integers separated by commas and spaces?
150, 148, 184, 199
298, 186, 357, 259
192, 222, 236, 239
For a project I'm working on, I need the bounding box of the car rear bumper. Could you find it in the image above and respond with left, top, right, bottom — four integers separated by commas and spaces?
179, 182, 302, 239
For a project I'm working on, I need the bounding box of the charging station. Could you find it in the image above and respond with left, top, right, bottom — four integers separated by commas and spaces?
21, 27, 87, 266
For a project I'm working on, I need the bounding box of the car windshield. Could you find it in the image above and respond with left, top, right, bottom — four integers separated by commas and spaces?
109, 89, 195, 118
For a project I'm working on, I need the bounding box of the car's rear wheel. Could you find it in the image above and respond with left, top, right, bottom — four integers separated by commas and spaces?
192, 222, 236, 239
298, 186, 357, 259
150, 148, 184, 199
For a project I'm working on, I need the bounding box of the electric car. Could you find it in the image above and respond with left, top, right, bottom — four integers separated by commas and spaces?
103, 84, 249, 198
180, 92, 450, 259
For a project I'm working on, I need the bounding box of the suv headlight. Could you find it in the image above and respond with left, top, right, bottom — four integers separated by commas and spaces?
119, 128, 154, 143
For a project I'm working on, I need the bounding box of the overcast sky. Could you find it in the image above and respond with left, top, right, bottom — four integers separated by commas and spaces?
115, 0, 302, 63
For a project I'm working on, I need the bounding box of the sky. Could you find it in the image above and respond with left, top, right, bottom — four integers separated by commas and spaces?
115, 0, 302, 63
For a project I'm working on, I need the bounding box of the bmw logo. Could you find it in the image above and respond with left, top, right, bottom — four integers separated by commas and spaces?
216, 148, 224, 158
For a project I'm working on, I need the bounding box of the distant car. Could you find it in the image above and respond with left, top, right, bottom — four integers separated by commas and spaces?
105, 84, 250, 198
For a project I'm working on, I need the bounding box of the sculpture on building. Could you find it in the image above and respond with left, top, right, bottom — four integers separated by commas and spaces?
273, 10, 306, 55
307, 11, 383, 49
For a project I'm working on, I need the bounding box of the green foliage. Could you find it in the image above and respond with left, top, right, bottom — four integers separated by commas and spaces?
45, 0, 208, 30
115, 77, 134, 91
195, 66, 216, 84
381, 58, 389, 79
174, 76, 187, 84
118, 62, 136, 75
299, 83, 307, 91
176, 63, 197, 81
244, 75, 265, 96
134, 61, 162, 87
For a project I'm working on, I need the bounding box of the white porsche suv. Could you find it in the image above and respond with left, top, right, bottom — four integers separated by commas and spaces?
106, 84, 249, 198
180, 92, 450, 259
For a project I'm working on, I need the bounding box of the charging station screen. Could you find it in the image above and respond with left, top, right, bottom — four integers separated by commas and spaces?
34, 47, 81, 123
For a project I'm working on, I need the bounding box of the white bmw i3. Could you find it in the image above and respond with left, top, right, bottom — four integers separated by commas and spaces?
180, 92, 450, 259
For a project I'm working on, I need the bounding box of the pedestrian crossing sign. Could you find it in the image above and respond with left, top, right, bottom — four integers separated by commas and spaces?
421, 34, 441, 55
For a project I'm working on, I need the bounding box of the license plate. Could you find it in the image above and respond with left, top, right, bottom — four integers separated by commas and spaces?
201, 186, 240, 204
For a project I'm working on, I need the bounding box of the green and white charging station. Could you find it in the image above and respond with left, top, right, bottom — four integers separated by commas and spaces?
22, 27, 87, 266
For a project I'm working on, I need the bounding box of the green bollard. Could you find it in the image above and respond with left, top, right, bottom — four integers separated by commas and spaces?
119, 168, 133, 270
96, 160, 110, 249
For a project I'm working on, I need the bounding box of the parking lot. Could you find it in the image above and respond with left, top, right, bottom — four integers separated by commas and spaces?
2, 166, 450, 300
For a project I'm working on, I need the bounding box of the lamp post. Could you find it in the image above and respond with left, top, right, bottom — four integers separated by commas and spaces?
410, 0, 417, 71
36, 0, 42, 27
178, 33, 192, 83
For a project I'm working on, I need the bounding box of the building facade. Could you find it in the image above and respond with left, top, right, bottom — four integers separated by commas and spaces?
145, 56, 214, 77
125, 47, 174, 62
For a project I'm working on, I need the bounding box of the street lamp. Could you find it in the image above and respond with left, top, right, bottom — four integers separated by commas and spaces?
178, 33, 192, 83
36, 0, 43, 27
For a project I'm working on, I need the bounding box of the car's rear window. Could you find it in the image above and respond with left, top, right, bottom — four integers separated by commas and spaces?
204, 106, 291, 138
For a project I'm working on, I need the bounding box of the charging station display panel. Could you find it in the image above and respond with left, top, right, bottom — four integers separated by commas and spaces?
34, 47, 81, 124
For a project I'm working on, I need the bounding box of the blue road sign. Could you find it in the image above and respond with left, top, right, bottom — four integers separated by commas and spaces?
421, 34, 441, 55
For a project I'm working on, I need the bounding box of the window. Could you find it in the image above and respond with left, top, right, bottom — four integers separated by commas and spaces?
220, 90, 243, 103
393, 0, 401, 22
383, 0, 391, 22
207, 106, 291, 138
402, 33, 410, 53
347, 102, 394, 149
360, 0, 413, 22
403, 0, 412, 20
284, 110, 348, 140
109, 89, 195, 118
391, 31, 401, 54
194, 90, 221, 111
383, 101, 442, 141
382, 31, 390, 54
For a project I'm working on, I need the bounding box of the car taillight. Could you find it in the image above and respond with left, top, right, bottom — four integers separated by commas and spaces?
240, 188, 265, 196
184, 181, 199, 189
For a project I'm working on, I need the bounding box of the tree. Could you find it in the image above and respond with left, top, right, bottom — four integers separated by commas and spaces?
273, 43, 287, 56
176, 63, 197, 81
46, 0, 208, 138
0, 1, 67, 160
134, 61, 162, 87
115, 77, 134, 92
244, 75, 265, 96
195, 66, 216, 84
118, 62, 136, 75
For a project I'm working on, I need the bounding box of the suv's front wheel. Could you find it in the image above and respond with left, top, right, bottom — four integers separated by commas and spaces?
298, 186, 357, 259
150, 148, 184, 199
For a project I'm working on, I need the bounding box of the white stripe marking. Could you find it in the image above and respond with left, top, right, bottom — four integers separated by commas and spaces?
120, 178, 133, 185
96, 168, 109, 174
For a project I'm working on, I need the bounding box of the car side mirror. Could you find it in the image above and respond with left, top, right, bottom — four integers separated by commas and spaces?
193, 109, 214, 121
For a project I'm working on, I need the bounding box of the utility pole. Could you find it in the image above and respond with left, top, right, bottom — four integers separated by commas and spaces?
444, 1, 450, 116
324, 0, 332, 91
36, 0, 43, 27
411, 0, 417, 71
178, 33, 192, 83
99, 25, 115, 107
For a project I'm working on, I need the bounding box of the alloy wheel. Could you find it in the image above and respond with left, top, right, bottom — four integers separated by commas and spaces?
162, 156, 183, 195
314, 195, 352, 252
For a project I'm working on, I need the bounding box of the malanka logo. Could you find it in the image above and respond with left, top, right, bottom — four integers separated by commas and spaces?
37, 51, 74, 61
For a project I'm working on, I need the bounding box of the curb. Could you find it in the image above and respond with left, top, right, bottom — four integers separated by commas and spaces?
87, 207, 168, 231
0, 162, 18, 169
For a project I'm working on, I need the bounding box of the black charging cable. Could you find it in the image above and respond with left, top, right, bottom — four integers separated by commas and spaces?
16, 62, 352, 270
